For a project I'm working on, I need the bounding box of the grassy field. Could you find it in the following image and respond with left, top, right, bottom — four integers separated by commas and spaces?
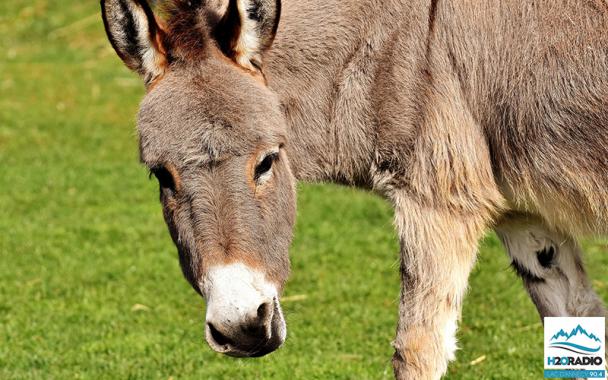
1, 1, 606, 379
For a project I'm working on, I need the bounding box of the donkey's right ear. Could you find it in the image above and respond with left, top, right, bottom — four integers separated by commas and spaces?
101, 0, 167, 85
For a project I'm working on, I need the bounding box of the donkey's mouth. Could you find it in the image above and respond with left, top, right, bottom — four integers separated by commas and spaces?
205, 297, 287, 358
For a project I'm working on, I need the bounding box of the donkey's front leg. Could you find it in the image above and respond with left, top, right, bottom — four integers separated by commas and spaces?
390, 196, 488, 380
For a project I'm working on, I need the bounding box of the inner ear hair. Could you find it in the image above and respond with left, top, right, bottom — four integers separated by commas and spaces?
213, 0, 281, 72
101, 0, 167, 86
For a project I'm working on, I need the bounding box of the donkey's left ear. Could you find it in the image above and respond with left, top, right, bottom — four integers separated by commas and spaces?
101, 0, 167, 86
214, 0, 281, 73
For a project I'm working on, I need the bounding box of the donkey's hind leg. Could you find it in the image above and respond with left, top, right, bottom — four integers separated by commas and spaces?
495, 213, 607, 356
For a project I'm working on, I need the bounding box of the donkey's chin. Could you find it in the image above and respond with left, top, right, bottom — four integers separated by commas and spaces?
205, 298, 287, 358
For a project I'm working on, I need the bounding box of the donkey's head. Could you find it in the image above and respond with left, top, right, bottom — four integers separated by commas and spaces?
102, 0, 295, 357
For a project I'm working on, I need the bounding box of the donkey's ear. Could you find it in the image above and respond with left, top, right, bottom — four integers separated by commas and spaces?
101, 0, 167, 85
214, 0, 281, 73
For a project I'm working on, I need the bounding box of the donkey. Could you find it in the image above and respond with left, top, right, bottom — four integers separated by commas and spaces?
101, 0, 608, 378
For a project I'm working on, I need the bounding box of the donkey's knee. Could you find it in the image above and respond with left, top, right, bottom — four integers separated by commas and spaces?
496, 214, 606, 318
392, 264, 469, 380
392, 309, 459, 380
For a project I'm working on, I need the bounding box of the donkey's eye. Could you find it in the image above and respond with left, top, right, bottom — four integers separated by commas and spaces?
254, 153, 278, 183
151, 166, 176, 193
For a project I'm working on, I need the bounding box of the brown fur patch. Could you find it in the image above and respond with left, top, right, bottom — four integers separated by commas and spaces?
165, 163, 182, 192
245, 146, 264, 192
158, 0, 211, 62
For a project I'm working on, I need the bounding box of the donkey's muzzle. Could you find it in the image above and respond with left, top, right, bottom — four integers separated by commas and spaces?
205, 297, 286, 357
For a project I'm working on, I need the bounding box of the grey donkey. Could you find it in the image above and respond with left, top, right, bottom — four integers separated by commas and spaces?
100, 0, 608, 378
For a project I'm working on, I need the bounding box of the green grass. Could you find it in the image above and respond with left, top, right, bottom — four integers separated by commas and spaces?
1, 2, 606, 379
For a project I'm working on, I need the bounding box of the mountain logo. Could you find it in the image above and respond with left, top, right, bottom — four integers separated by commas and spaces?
550, 324, 602, 355
544, 317, 606, 379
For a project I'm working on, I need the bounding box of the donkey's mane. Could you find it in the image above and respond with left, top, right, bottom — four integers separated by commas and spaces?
155, 0, 219, 62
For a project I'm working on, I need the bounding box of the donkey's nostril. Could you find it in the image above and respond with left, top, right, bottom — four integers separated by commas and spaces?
207, 323, 234, 347
257, 301, 272, 321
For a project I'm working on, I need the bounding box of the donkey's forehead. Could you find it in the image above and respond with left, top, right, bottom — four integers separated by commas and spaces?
137, 68, 285, 166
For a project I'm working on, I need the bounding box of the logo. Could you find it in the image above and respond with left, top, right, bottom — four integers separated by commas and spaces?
544, 317, 606, 379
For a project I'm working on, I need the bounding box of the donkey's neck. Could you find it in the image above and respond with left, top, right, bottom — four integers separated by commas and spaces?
264, 0, 424, 186
265, 0, 430, 187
